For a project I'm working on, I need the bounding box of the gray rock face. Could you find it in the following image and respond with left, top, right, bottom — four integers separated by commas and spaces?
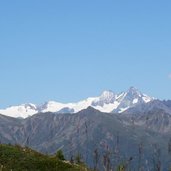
0, 106, 171, 170
163, 100, 171, 109
57, 107, 75, 114
121, 100, 171, 133
123, 100, 171, 115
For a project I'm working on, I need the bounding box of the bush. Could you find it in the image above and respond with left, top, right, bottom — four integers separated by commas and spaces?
56, 150, 65, 161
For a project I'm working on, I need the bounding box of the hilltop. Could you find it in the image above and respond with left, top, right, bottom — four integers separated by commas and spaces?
0, 144, 90, 171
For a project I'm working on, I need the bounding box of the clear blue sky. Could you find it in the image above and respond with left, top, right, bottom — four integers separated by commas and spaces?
0, 0, 171, 108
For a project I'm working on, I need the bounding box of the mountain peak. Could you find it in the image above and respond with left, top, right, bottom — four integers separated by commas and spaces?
79, 106, 99, 114
0, 87, 154, 118
91, 90, 116, 107
100, 90, 115, 98
127, 86, 141, 96
128, 86, 139, 92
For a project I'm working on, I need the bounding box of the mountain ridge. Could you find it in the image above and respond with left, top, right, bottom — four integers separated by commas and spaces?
0, 87, 153, 118
0, 107, 170, 170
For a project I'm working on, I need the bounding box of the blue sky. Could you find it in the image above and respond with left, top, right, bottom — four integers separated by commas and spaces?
0, 0, 171, 108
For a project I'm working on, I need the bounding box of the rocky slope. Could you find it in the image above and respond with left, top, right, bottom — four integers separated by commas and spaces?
0, 107, 170, 170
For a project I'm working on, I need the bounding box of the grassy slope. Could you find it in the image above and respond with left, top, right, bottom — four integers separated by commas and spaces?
0, 144, 89, 171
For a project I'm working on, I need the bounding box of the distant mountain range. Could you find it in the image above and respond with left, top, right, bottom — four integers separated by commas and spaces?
0, 103, 171, 170
0, 86, 171, 169
0, 87, 153, 118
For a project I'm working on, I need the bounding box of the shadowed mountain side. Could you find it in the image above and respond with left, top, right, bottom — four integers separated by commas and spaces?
0, 107, 171, 170
121, 100, 171, 133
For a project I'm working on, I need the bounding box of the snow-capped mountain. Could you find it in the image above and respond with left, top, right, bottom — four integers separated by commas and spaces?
0, 103, 37, 118
0, 87, 154, 118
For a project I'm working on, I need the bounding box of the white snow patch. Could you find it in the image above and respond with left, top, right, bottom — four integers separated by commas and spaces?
118, 107, 130, 113
142, 94, 152, 103
93, 101, 120, 113
133, 98, 138, 104
0, 104, 37, 118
